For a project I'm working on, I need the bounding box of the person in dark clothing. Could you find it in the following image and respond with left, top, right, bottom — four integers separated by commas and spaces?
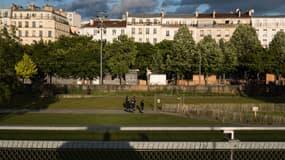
124, 96, 130, 112
130, 96, 136, 112
140, 99, 144, 113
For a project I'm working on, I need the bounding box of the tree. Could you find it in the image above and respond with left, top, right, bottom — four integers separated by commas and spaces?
230, 24, 263, 79
106, 35, 137, 85
134, 42, 156, 79
167, 26, 196, 79
219, 39, 238, 79
196, 35, 223, 84
152, 40, 173, 74
269, 31, 285, 80
0, 27, 23, 106
15, 53, 38, 82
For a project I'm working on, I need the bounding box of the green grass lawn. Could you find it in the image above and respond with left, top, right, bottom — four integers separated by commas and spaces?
0, 130, 226, 141
6, 96, 285, 110
0, 113, 231, 126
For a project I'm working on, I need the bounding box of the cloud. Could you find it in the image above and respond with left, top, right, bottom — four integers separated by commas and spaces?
176, 0, 285, 15
56, 0, 285, 19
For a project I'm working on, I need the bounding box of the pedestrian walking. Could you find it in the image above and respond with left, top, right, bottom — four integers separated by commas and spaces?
140, 99, 144, 113
124, 96, 130, 112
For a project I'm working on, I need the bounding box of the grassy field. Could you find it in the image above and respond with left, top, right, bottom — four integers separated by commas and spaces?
0, 130, 226, 141
0, 130, 284, 141
0, 113, 231, 126
6, 96, 285, 110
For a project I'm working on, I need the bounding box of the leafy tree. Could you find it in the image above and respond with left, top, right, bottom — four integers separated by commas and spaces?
269, 31, 285, 79
106, 35, 137, 85
134, 42, 156, 79
219, 39, 238, 79
230, 24, 263, 79
0, 27, 23, 105
197, 35, 223, 84
167, 26, 195, 79
153, 40, 173, 74
15, 53, 38, 82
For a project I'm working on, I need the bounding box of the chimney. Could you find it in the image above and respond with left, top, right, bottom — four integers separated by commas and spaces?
195, 10, 199, 18
28, 4, 36, 11
213, 10, 216, 18
125, 11, 129, 17
89, 19, 94, 26
161, 8, 166, 17
248, 9, 254, 17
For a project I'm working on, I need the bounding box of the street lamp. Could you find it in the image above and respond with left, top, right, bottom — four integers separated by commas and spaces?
199, 51, 202, 85
97, 11, 107, 85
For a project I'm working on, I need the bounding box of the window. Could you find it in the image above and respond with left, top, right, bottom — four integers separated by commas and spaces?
146, 38, 149, 42
131, 28, 135, 34
32, 21, 36, 28
25, 21, 29, 28
48, 31, 52, 37
25, 31, 29, 37
263, 29, 267, 31
263, 34, 267, 37
153, 28, 157, 34
32, 30, 36, 37
225, 30, 230, 37
153, 38, 157, 44
14, 14, 17, 18
217, 30, 221, 37
146, 19, 151, 25
121, 29, 125, 35
139, 38, 142, 42
39, 30, 43, 37
39, 21, 42, 28
112, 29, 116, 35
166, 30, 170, 36
154, 19, 158, 24
139, 19, 143, 24
132, 18, 135, 24
139, 28, 142, 34
272, 29, 276, 32
18, 30, 22, 37
20, 13, 22, 18
18, 21, 22, 28
146, 28, 150, 34
200, 30, 204, 37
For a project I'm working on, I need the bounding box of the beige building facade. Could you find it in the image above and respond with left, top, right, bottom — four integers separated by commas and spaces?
10, 4, 70, 44
0, 7, 11, 29
252, 16, 285, 47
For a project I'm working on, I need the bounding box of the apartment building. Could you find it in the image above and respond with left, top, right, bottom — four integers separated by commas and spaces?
0, 6, 11, 29
252, 16, 285, 47
66, 11, 81, 34
10, 4, 70, 44
78, 19, 126, 42
80, 10, 254, 45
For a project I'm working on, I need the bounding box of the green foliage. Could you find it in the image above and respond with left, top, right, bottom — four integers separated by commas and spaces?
153, 40, 173, 74
134, 42, 156, 77
167, 26, 196, 79
106, 35, 137, 84
219, 39, 238, 74
0, 27, 22, 106
197, 35, 223, 74
15, 53, 38, 80
269, 31, 285, 77
230, 25, 263, 75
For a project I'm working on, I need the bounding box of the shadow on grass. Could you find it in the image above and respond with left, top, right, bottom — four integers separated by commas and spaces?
0, 84, 58, 122
242, 82, 285, 103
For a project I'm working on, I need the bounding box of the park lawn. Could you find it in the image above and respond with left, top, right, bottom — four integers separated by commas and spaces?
0, 113, 231, 126
37, 96, 285, 110
0, 130, 226, 141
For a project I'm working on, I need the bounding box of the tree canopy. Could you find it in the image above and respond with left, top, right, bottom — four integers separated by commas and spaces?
15, 53, 38, 80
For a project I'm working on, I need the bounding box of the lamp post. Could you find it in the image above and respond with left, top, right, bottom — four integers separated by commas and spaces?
199, 51, 202, 85
97, 11, 107, 85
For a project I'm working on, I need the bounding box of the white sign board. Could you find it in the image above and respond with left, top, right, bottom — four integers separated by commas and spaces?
149, 74, 167, 85
252, 107, 259, 112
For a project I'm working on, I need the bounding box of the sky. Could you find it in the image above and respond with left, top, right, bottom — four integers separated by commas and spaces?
1, 0, 285, 20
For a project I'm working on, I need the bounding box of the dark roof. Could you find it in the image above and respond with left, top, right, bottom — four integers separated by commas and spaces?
164, 14, 194, 18
82, 20, 127, 28
198, 13, 251, 18
128, 13, 161, 18
253, 15, 285, 18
